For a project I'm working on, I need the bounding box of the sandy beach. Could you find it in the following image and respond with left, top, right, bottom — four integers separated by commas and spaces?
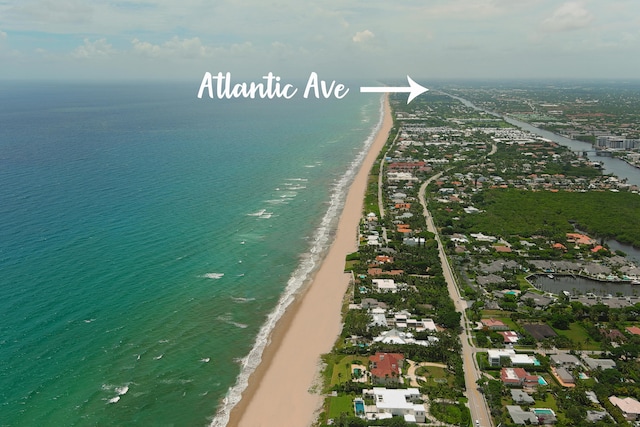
226, 95, 392, 427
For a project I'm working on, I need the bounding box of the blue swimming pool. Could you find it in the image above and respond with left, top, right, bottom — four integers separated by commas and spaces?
538, 376, 548, 385
354, 399, 365, 415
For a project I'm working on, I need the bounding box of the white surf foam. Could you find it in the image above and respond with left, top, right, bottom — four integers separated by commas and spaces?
115, 386, 129, 396
231, 297, 255, 303
202, 273, 224, 280
216, 314, 249, 329
209, 95, 385, 427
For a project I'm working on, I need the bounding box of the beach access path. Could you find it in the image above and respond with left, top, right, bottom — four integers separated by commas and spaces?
226, 95, 392, 427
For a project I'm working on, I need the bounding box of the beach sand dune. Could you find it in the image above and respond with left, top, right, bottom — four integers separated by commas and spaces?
227, 95, 392, 427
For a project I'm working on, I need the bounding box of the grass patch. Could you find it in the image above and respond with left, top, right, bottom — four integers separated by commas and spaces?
430, 401, 470, 425
533, 392, 559, 412
330, 355, 365, 386
554, 322, 599, 350
326, 395, 355, 419
344, 260, 357, 271
416, 365, 455, 386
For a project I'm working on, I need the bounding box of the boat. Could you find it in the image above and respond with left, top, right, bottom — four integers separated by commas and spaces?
547, 274, 554, 279
632, 280, 640, 285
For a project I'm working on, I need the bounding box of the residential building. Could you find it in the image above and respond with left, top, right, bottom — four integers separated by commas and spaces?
369, 353, 404, 385
501, 368, 539, 387
363, 387, 426, 423
550, 353, 581, 368
481, 318, 509, 331
372, 279, 397, 293
520, 291, 554, 308
555, 366, 575, 385
510, 389, 535, 404
586, 410, 610, 423
626, 326, 640, 336
487, 349, 537, 367
582, 356, 616, 371
499, 331, 519, 345
609, 396, 640, 421
506, 405, 538, 425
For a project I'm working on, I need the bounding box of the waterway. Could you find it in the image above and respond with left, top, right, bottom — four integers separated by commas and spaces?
445, 92, 640, 187
446, 90, 640, 295
532, 275, 639, 297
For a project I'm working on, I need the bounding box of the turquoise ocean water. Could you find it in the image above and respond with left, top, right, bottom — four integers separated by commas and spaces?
0, 82, 383, 426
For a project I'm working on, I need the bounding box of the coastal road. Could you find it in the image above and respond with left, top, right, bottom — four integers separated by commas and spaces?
419, 173, 493, 427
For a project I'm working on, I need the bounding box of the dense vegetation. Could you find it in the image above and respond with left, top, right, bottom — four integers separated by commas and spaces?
460, 189, 640, 247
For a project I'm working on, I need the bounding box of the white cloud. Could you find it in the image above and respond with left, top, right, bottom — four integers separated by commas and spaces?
7, 0, 93, 27
72, 38, 115, 59
352, 29, 374, 43
131, 36, 213, 59
542, 1, 593, 32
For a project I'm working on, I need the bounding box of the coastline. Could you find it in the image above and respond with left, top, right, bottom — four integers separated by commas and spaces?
225, 95, 393, 427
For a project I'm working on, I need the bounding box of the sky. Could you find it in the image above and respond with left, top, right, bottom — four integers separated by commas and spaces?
0, 0, 639, 81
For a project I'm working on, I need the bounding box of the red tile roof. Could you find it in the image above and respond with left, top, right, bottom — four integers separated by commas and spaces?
626, 326, 640, 336
369, 352, 404, 380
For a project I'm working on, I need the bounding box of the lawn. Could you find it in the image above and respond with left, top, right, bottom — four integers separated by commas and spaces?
326, 395, 355, 419
416, 365, 454, 386
533, 392, 559, 412
330, 355, 365, 386
554, 322, 599, 350
344, 260, 358, 271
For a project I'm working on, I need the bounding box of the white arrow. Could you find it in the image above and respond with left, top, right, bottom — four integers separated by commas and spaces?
360, 76, 428, 104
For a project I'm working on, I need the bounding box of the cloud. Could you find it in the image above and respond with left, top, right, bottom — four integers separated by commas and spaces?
7, 0, 93, 27
352, 29, 374, 43
542, 1, 593, 32
131, 36, 213, 59
0, 30, 6, 40
72, 38, 115, 58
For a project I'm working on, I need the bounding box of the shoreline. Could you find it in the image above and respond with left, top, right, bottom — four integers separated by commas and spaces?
225, 95, 393, 427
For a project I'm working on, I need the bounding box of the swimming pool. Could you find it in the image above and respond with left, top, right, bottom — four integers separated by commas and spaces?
538, 376, 548, 385
354, 398, 365, 415
533, 408, 555, 415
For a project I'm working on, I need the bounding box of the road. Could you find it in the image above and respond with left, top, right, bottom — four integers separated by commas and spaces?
418, 172, 493, 427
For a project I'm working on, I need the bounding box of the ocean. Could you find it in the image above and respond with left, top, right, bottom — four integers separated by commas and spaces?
0, 82, 383, 426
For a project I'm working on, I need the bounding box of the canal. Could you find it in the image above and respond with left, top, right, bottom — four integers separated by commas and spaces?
445, 91, 640, 187
532, 274, 639, 297
446, 91, 640, 295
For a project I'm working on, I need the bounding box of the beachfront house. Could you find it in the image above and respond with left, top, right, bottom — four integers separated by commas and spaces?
372, 278, 398, 293
362, 387, 426, 423
369, 352, 404, 385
